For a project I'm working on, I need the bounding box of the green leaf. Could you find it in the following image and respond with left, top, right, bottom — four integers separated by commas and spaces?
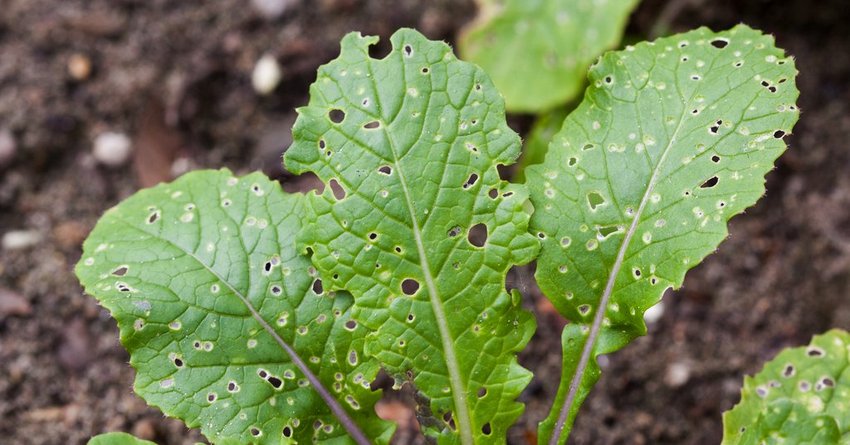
458, 0, 640, 112
284, 29, 539, 444
75, 170, 393, 445
525, 25, 800, 443
723, 330, 850, 445
88, 432, 157, 445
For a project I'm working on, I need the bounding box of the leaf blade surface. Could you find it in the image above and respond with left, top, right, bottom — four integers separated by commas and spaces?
526, 25, 800, 443
285, 29, 539, 444
76, 169, 392, 445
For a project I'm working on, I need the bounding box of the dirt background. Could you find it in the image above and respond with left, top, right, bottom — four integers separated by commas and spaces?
1, 0, 848, 444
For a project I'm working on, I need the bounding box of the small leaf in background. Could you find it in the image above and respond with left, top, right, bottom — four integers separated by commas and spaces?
76, 169, 393, 444
458, 0, 640, 113
525, 25, 800, 443
723, 330, 850, 444
285, 29, 539, 444
87, 432, 156, 445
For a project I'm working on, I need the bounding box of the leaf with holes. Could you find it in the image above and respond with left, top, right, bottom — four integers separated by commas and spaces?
75, 169, 393, 445
458, 0, 640, 112
723, 330, 850, 444
525, 25, 800, 443
88, 433, 157, 445
284, 29, 539, 444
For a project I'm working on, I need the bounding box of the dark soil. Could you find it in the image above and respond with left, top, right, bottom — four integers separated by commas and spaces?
1, 0, 848, 444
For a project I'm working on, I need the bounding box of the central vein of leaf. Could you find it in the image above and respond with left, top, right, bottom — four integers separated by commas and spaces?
550, 97, 690, 444
386, 138, 474, 445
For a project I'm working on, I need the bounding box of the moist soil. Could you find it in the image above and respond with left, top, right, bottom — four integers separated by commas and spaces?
1, 0, 849, 444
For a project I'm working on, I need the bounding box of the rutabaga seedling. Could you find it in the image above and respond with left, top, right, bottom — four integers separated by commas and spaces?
459, 0, 640, 112
77, 26, 826, 445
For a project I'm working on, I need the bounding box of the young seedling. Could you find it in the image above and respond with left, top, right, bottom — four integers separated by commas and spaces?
77, 25, 827, 445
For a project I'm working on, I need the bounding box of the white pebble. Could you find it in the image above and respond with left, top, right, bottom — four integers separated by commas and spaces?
252, 54, 282, 96
251, 0, 291, 20
0, 128, 15, 167
93, 132, 132, 167
643, 301, 665, 324
2, 230, 42, 250
664, 361, 691, 387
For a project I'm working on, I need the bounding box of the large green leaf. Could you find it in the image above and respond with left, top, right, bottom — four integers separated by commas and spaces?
76, 170, 393, 445
284, 29, 539, 444
88, 433, 157, 445
458, 0, 640, 112
723, 330, 850, 444
525, 25, 800, 443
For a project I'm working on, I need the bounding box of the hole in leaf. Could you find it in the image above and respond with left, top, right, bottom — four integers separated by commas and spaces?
582, 143, 594, 151
711, 155, 721, 163
468, 223, 487, 247
268, 376, 283, 389
283, 427, 292, 437
401, 279, 420, 296
568, 157, 577, 166
443, 412, 455, 430
700, 176, 719, 189
208, 393, 217, 402
364, 121, 380, 129
319, 139, 326, 149
823, 377, 835, 387
251, 427, 261, 437
148, 212, 159, 224
807, 347, 825, 357
587, 192, 606, 210
345, 319, 357, 330
477, 387, 487, 397
378, 165, 392, 175
463, 173, 479, 189
482, 423, 492, 435
710, 38, 729, 49
328, 109, 345, 123
447, 226, 462, 237
421, 66, 429, 74
488, 188, 499, 199
329, 179, 346, 200
173, 357, 184, 367
403, 44, 413, 57
773, 130, 786, 139
111, 266, 128, 276
368, 232, 378, 240
312, 279, 323, 295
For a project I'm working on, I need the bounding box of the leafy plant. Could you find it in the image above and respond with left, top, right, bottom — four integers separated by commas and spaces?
723, 329, 850, 444
458, 0, 640, 112
76, 23, 842, 445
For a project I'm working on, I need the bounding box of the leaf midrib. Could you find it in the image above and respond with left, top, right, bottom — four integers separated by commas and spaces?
115, 212, 372, 445
383, 115, 475, 445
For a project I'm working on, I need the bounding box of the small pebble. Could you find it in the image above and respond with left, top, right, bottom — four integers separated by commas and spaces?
252, 54, 282, 96
2, 230, 42, 250
0, 128, 15, 167
93, 132, 132, 166
68, 53, 92, 81
251, 0, 291, 20
643, 301, 665, 324
664, 361, 691, 387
